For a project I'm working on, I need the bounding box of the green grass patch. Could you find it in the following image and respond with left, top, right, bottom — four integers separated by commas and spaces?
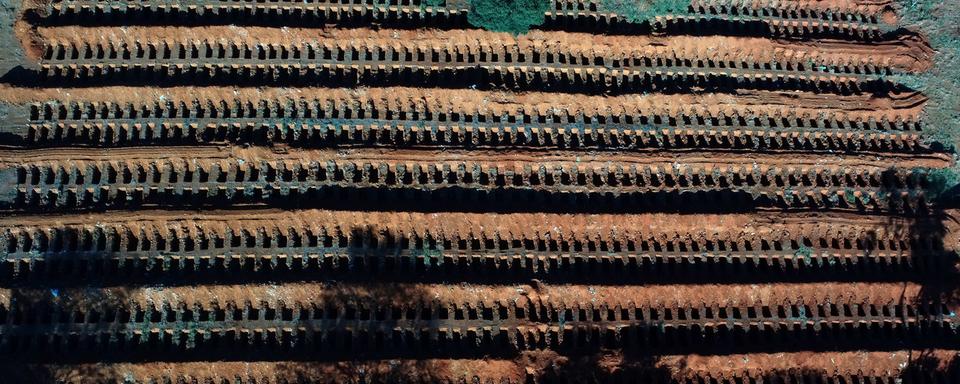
894, 0, 960, 151
892, 1, 960, 202
466, 0, 549, 35
844, 188, 858, 205
795, 245, 813, 260
599, 0, 689, 23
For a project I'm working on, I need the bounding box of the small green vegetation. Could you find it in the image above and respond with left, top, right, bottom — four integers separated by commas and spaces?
875, 189, 888, 202
844, 188, 858, 205
419, 0, 444, 9
794, 245, 813, 264
466, 0, 549, 35
599, 0, 690, 23
917, 167, 960, 201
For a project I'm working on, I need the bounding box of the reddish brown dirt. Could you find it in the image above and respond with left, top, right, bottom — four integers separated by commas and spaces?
881, 7, 899, 25
0, 281, 928, 310
0, 145, 948, 170
29, 350, 957, 383
13, 18, 42, 61
663, 350, 959, 378
31, 26, 933, 71
0, 209, 925, 253
34, 360, 521, 384
0, 85, 927, 125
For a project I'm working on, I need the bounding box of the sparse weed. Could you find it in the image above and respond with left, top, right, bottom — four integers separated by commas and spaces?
599, 0, 690, 23
844, 188, 858, 205
795, 245, 813, 262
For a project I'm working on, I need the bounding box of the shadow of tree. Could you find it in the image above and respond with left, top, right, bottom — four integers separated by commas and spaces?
274, 360, 450, 384
911, 170, 960, 338
913, 213, 960, 312
899, 350, 960, 383
0, 364, 120, 384
5, 286, 130, 353
529, 350, 673, 384
0, 287, 128, 382
896, 168, 960, 382
266, 226, 449, 364
870, 168, 960, 321
753, 367, 868, 384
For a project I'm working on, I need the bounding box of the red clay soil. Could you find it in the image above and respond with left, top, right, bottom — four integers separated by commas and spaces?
665, 350, 958, 378
33, 360, 526, 384
0, 85, 927, 125
0, 209, 936, 252
30, 25, 933, 71
13, 18, 42, 62
2, 281, 928, 310
26, 350, 960, 382
0, 145, 949, 172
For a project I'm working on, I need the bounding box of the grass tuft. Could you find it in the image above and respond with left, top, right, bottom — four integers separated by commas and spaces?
599, 0, 690, 23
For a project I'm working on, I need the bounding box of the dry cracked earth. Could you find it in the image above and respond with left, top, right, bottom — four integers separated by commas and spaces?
0, 0, 959, 383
